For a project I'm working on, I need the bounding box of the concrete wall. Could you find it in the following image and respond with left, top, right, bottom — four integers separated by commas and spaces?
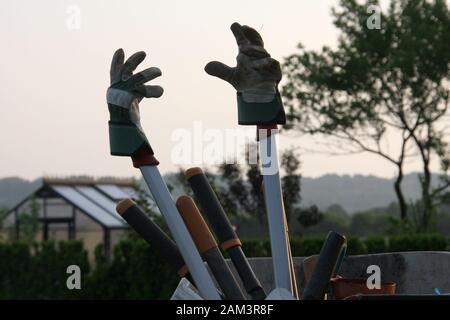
241, 252, 450, 295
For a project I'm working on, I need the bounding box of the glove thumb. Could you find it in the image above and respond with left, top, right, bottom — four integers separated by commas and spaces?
204, 61, 234, 84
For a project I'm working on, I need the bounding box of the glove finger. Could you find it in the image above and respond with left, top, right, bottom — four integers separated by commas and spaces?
231, 22, 250, 46
240, 45, 270, 59
110, 48, 125, 84
242, 25, 264, 47
129, 67, 162, 87
204, 61, 234, 83
121, 51, 146, 81
135, 85, 164, 98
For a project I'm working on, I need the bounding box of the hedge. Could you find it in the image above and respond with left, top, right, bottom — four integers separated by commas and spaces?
389, 234, 448, 252
242, 234, 449, 257
0, 241, 89, 299
0, 234, 448, 299
85, 240, 178, 299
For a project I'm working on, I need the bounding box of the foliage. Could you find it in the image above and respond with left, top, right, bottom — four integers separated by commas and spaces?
244, 143, 266, 223
292, 236, 325, 257
0, 208, 7, 237
281, 149, 302, 223
86, 240, 179, 299
130, 181, 167, 236
296, 205, 323, 229
346, 237, 367, 255
215, 163, 249, 217
17, 197, 40, 245
0, 234, 448, 299
175, 146, 305, 225
282, 0, 450, 227
365, 236, 388, 253
349, 211, 392, 236
0, 241, 89, 299
389, 233, 448, 252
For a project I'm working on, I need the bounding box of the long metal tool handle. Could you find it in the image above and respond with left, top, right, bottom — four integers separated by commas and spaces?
259, 128, 296, 295
185, 167, 266, 300
140, 165, 221, 300
176, 196, 246, 300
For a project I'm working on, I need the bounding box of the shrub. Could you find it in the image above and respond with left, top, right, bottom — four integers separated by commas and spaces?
241, 239, 270, 257
365, 236, 387, 253
297, 236, 325, 256
389, 234, 448, 252
0, 233, 448, 299
0, 241, 32, 299
346, 237, 366, 255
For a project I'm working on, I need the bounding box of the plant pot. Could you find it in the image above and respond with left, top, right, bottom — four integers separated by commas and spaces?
330, 278, 396, 300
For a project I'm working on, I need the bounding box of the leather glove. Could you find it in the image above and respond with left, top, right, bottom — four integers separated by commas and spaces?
205, 22, 285, 125
106, 49, 163, 156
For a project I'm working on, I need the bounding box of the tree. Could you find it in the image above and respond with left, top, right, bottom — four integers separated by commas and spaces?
215, 163, 249, 217
213, 147, 303, 224
132, 180, 159, 218
18, 198, 40, 244
129, 180, 165, 237
174, 145, 304, 227
282, 0, 450, 229
281, 149, 302, 223
244, 142, 265, 223
297, 205, 323, 229
174, 167, 194, 198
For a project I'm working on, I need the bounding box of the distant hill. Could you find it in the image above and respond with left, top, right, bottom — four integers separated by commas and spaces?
0, 172, 444, 213
0, 177, 42, 210
163, 172, 432, 213
300, 173, 425, 213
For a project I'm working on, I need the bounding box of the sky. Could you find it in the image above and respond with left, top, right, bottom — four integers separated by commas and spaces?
0, 0, 444, 180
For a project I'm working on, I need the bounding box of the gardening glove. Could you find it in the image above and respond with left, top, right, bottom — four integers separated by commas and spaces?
106, 49, 164, 156
205, 22, 285, 125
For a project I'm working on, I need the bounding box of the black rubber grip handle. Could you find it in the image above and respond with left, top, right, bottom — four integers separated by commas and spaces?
117, 199, 190, 279
228, 246, 267, 300
186, 169, 238, 244
302, 231, 346, 300
203, 248, 246, 300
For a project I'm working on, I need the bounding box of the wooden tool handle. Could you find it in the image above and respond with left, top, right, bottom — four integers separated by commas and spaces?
176, 196, 217, 254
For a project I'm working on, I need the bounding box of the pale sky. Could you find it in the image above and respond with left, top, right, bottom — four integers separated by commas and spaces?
0, 0, 442, 180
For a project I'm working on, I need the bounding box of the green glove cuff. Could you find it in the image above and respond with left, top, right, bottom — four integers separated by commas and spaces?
237, 91, 286, 125
108, 121, 152, 156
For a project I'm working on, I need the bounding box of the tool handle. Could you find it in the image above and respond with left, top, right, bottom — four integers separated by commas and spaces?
185, 168, 240, 249
227, 246, 266, 300
185, 168, 266, 299
116, 199, 189, 278
176, 196, 246, 300
175, 196, 218, 254
302, 231, 346, 300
